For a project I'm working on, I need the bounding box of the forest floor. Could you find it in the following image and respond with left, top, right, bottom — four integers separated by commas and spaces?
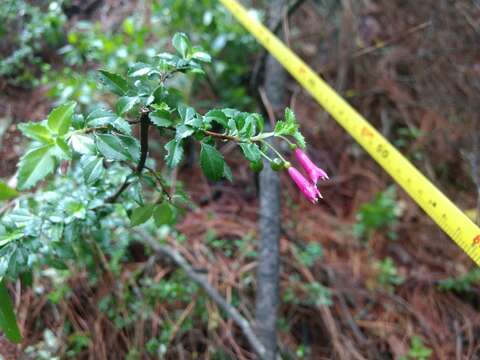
1, 0, 480, 359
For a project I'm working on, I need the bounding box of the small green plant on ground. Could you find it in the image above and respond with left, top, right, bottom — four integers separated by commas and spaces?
353, 185, 402, 240
295, 344, 311, 359
399, 335, 433, 360
292, 242, 323, 267
394, 126, 425, 161
375, 257, 404, 292
284, 243, 332, 307
438, 268, 480, 292
283, 277, 332, 307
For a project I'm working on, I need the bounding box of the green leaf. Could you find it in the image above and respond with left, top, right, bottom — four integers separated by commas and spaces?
239, 117, 254, 138
293, 131, 306, 149
0, 182, 19, 201
122, 17, 135, 35
204, 109, 228, 128
128, 62, 153, 77
177, 104, 202, 128
69, 133, 95, 155
172, 32, 191, 58
156, 52, 176, 61
191, 50, 211, 63
274, 108, 306, 148
223, 163, 233, 182
53, 138, 72, 160
222, 108, 240, 118
234, 112, 248, 126
153, 203, 175, 226
95, 134, 130, 161
80, 155, 104, 184
0, 280, 22, 343
274, 108, 297, 135
240, 113, 263, 137
17, 145, 55, 190
164, 139, 184, 168
175, 125, 194, 140
17, 122, 52, 143
47, 101, 76, 135
285, 108, 296, 124
153, 87, 182, 109
86, 108, 116, 127
239, 143, 261, 163
200, 143, 224, 181
118, 135, 141, 162
274, 120, 296, 136
178, 104, 196, 123
149, 110, 173, 128
49, 259, 68, 270
227, 118, 238, 136
254, 114, 265, 133
0, 231, 23, 247
20, 271, 33, 287
130, 204, 155, 226
112, 117, 132, 135
98, 70, 129, 96
86, 109, 131, 134
185, 116, 202, 128
116, 96, 139, 115
188, 64, 205, 75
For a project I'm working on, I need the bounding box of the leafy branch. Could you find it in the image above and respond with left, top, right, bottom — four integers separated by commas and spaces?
0, 33, 318, 351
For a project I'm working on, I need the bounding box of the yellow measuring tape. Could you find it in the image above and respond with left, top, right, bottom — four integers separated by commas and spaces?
219, 0, 480, 266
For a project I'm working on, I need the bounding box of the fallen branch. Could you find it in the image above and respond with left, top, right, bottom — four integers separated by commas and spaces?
140, 233, 268, 360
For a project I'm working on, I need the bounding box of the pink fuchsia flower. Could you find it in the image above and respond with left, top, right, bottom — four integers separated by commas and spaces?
294, 148, 329, 184
287, 166, 322, 204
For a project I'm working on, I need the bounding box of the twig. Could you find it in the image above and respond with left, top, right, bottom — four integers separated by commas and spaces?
169, 166, 178, 199
249, 0, 308, 90
289, 246, 351, 360
352, 21, 431, 58
106, 178, 131, 204
204, 130, 239, 142
144, 165, 172, 201
166, 299, 196, 349
136, 108, 150, 173
0, 200, 15, 216
83, 125, 109, 134
282, 4, 292, 49
140, 233, 268, 360
259, 88, 276, 127
273, 0, 308, 35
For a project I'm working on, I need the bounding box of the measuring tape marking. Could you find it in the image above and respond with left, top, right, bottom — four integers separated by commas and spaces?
219, 0, 480, 266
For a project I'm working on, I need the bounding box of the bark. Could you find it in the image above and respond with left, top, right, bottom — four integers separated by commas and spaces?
255, 1, 287, 358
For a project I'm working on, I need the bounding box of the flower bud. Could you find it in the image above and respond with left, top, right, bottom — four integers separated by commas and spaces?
287, 166, 322, 204
270, 158, 284, 171
249, 159, 264, 172
294, 149, 329, 184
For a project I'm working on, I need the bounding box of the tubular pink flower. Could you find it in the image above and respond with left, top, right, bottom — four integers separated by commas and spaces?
294, 148, 329, 183
287, 166, 322, 204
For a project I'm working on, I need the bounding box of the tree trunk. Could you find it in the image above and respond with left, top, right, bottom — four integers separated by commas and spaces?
255, 1, 287, 359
